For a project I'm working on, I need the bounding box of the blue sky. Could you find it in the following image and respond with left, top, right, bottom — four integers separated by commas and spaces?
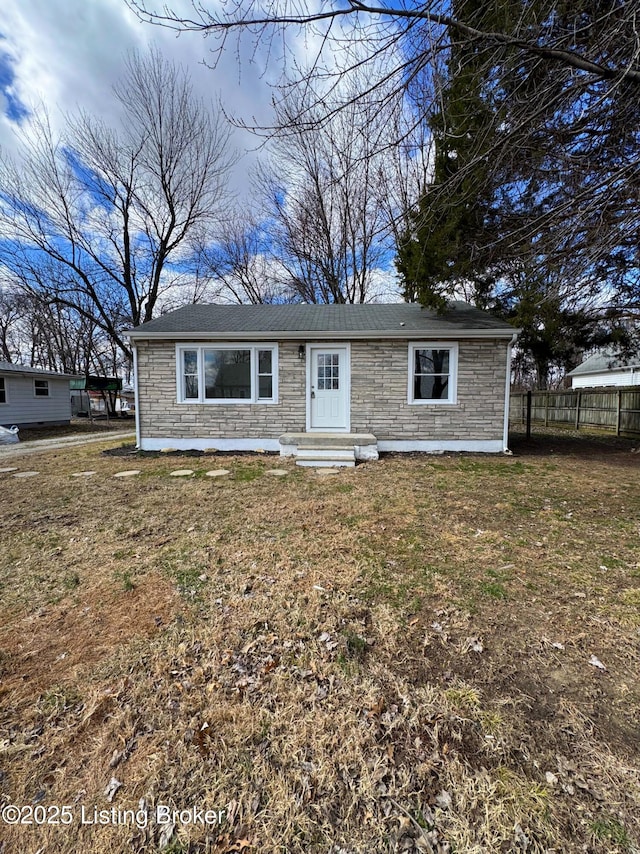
0, 0, 402, 303
0, 43, 29, 122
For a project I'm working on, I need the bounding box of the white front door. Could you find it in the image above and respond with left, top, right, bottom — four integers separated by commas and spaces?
309, 346, 349, 431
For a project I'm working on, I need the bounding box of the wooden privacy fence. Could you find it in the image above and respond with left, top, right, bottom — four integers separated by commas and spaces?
510, 387, 640, 438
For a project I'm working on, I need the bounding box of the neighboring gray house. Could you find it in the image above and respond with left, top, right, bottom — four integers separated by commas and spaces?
0, 362, 77, 428
127, 302, 518, 465
568, 350, 640, 389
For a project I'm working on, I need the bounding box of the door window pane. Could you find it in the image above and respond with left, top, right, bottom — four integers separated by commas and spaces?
317, 353, 339, 390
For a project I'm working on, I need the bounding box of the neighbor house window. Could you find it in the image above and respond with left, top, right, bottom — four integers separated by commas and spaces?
177, 345, 277, 404
0, 378, 6, 404
34, 379, 49, 397
408, 342, 458, 404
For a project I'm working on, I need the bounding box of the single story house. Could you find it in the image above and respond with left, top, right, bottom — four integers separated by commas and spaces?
0, 361, 78, 428
126, 302, 518, 464
567, 349, 640, 389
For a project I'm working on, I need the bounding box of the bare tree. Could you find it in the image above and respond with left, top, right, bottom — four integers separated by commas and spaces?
129, 2, 640, 310
128, 2, 640, 92
247, 85, 400, 303
199, 213, 287, 304
0, 280, 122, 376
0, 285, 25, 363
0, 49, 234, 359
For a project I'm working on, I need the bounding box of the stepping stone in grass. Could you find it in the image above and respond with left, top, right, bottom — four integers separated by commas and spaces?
206, 469, 230, 478
13, 471, 39, 478
0, 467, 18, 473
71, 471, 97, 477
265, 469, 289, 477
113, 470, 141, 478
314, 468, 341, 476
169, 469, 194, 477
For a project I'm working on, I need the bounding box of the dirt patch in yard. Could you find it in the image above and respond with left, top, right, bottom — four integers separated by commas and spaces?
1, 434, 639, 853
509, 424, 640, 459
0, 573, 180, 703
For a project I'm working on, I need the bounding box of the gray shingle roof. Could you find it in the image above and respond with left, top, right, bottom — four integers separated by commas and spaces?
126, 301, 516, 340
567, 349, 640, 376
0, 361, 79, 379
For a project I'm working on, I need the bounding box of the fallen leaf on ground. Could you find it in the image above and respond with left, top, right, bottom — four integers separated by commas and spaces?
104, 776, 121, 802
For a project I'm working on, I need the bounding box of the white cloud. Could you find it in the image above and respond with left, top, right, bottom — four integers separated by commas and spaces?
0, 0, 275, 194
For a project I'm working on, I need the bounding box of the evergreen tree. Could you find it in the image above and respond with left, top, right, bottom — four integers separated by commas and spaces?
396, 0, 514, 310
395, 0, 630, 383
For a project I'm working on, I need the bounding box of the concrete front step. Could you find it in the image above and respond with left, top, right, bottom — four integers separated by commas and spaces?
295, 449, 356, 468
279, 432, 378, 462
280, 432, 376, 449
296, 454, 355, 468
296, 448, 356, 460
296, 441, 355, 451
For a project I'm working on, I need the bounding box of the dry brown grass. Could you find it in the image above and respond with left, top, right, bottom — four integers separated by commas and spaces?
1, 433, 639, 853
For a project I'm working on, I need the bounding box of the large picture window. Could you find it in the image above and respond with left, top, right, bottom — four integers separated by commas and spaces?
408, 342, 458, 404
177, 345, 277, 404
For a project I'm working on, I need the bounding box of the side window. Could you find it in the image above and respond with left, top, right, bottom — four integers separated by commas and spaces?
182, 350, 199, 399
409, 343, 458, 404
257, 350, 274, 400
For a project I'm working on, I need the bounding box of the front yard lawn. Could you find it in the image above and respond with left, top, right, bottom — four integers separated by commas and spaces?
1, 433, 639, 853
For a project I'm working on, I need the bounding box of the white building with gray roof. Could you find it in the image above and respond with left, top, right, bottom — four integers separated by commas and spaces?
567, 350, 640, 389
0, 362, 78, 428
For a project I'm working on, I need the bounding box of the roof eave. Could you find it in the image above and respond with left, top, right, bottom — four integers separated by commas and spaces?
126, 328, 519, 341
0, 368, 82, 379
569, 364, 639, 377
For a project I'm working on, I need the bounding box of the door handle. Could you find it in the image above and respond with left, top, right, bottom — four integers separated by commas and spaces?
311, 391, 315, 398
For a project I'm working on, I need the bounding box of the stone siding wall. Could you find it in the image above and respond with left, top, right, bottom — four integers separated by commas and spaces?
350, 339, 508, 440
135, 340, 306, 439
136, 338, 508, 441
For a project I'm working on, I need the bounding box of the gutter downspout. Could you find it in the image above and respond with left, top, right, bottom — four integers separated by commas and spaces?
132, 343, 141, 450
503, 333, 518, 452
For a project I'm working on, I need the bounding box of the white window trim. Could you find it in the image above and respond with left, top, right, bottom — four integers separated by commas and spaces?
408, 341, 458, 405
34, 378, 50, 398
175, 343, 279, 404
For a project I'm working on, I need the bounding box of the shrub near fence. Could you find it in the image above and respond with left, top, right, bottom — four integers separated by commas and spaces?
510, 387, 640, 437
